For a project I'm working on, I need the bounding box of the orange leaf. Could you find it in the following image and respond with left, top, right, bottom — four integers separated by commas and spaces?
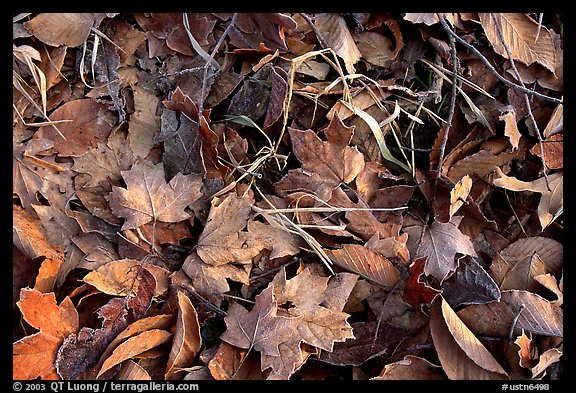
165, 291, 202, 380
97, 329, 172, 378
24, 13, 96, 47
13, 289, 78, 380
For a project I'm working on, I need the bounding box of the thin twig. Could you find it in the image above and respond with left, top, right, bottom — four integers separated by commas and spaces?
440, 17, 562, 105
435, 15, 459, 185
490, 14, 551, 192
299, 13, 328, 49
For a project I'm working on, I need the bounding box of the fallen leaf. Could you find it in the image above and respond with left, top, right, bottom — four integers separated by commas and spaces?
533, 273, 563, 306
260, 268, 355, 379
493, 167, 563, 229
128, 86, 161, 159
319, 321, 410, 366
314, 13, 362, 74
542, 104, 563, 138
374, 355, 445, 380
24, 13, 96, 47
479, 13, 556, 73
83, 259, 169, 298
354, 31, 394, 67
488, 236, 563, 285
220, 285, 297, 357
500, 254, 547, 292
499, 110, 522, 151
531, 347, 562, 378
225, 13, 297, 51
72, 132, 134, 190
165, 291, 202, 380
457, 290, 563, 338
109, 161, 202, 230
449, 174, 472, 220
155, 109, 204, 178
34, 99, 117, 157
97, 329, 172, 378
403, 257, 442, 311
180, 253, 251, 305
404, 218, 478, 282
515, 330, 534, 369
430, 296, 509, 380
116, 360, 151, 380
325, 244, 399, 288
55, 298, 128, 380
442, 256, 501, 308
529, 133, 563, 170
13, 289, 79, 380
196, 193, 266, 266
207, 341, 265, 380
247, 220, 304, 260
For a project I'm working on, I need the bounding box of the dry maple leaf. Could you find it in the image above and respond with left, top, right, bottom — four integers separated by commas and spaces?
404, 217, 477, 282
13, 288, 79, 380
220, 285, 297, 357
196, 193, 266, 266
274, 116, 365, 201
260, 268, 356, 379
109, 161, 202, 230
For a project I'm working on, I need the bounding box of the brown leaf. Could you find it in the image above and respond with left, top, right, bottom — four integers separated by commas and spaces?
165, 291, 202, 380
128, 86, 161, 158
55, 298, 128, 380
479, 13, 556, 73
247, 220, 304, 260
196, 193, 266, 266
430, 296, 509, 380
319, 321, 410, 366
83, 259, 169, 298
529, 133, 563, 170
354, 31, 394, 67
24, 13, 96, 47
13, 142, 74, 210
72, 131, 134, 190
13, 289, 79, 380
13, 205, 65, 293
96, 314, 175, 375
441, 256, 501, 308
227, 13, 297, 51
374, 355, 445, 380
514, 330, 534, 369
500, 254, 547, 292
457, 290, 563, 338
493, 167, 563, 229
260, 268, 355, 379
531, 347, 562, 378
543, 103, 563, 138
534, 274, 563, 306
499, 110, 522, 151
155, 109, 204, 178
97, 329, 172, 378
220, 285, 297, 357
449, 174, 472, 220
180, 252, 250, 304
116, 360, 151, 380
109, 161, 202, 230
34, 99, 116, 157
325, 244, 399, 288
207, 341, 265, 380
404, 218, 477, 282
489, 236, 563, 285
314, 13, 362, 74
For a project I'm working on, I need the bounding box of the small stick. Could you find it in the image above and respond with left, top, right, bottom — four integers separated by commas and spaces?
508, 305, 525, 342
299, 13, 328, 49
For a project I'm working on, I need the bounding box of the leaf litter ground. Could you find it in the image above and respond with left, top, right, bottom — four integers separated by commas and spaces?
13, 12, 563, 381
